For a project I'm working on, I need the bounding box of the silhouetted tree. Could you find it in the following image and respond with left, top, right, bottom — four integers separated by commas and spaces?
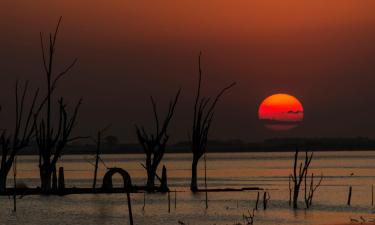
136, 90, 181, 191
0, 82, 39, 192
92, 125, 111, 189
35, 17, 83, 194
290, 148, 313, 209
190, 53, 235, 192
304, 170, 323, 208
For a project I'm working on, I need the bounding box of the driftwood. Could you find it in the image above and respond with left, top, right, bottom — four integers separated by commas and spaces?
101, 167, 134, 225
101, 167, 132, 192
0, 186, 260, 196
197, 187, 261, 192
190, 52, 235, 192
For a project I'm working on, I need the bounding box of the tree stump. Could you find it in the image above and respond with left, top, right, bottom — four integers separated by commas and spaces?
52, 166, 57, 192
58, 167, 65, 195
160, 165, 169, 192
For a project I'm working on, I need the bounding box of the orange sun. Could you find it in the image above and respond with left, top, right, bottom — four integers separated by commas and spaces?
258, 93, 304, 131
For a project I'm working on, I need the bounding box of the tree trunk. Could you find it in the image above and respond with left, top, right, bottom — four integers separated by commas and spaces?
0, 170, 8, 193
0, 161, 13, 193
0, 155, 15, 193
190, 158, 199, 192
160, 165, 169, 192
40, 164, 52, 194
92, 132, 101, 189
146, 168, 155, 192
58, 167, 65, 195
293, 184, 299, 209
52, 165, 57, 191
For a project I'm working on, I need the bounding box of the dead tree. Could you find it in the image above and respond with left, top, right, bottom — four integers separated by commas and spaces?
35, 17, 83, 194
263, 191, 271, 210
288, 175, 292, 206
242, 208, 256, 225
290, 148, 313, 209
347, 186, 352, 206
0, 81, 39, 192
13, 157, 17, 212
304, 172, 323, 208
92, 125, 111, 190
190, 52, 235, 192
255, 192, 260, 210
136, 90, 181, 191
372, 185, 373, 206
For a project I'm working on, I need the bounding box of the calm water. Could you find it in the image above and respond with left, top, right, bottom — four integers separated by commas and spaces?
1, 151, 375, 225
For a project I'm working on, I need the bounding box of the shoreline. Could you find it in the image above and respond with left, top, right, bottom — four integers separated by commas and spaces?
9, 148, 375, 155
0, 187, 262, 196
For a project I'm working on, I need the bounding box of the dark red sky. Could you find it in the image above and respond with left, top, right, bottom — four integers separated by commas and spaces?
1, 1, 375, 142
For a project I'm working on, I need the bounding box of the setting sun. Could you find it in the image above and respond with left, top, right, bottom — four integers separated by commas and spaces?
258, 93, 304, 131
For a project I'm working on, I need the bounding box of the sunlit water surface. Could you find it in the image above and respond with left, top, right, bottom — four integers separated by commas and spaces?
1, 151, 375, 225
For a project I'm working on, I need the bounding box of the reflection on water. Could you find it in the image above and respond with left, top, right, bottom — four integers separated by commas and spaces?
1, 151, 375, 225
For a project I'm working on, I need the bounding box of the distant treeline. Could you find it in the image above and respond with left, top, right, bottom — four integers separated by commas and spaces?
7, 137, 375, 155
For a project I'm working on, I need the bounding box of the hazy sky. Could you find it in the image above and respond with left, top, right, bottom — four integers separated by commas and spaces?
1, 1, 375, 142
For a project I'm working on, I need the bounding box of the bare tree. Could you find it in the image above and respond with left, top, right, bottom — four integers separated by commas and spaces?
0, 82, 39, 192
92, 125, 111, 189
290, 148, 313, 209
35, 17, 83, 194
136, 90, 181, 191
304, 172, 323, 208
190, 52, 235, 192
242, 208, 256, 225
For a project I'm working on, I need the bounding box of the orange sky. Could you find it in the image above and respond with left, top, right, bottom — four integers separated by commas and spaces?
1, 1, 375, 141
2, 1, 375, 43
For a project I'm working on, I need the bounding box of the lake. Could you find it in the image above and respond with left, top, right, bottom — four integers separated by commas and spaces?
1, 151, 375, 225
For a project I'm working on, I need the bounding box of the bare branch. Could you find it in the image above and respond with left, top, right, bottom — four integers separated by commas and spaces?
51, 58, 78, 90
150, 96, 159, 135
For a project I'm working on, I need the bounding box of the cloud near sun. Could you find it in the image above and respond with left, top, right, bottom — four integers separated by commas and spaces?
258, 93, 304, 131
